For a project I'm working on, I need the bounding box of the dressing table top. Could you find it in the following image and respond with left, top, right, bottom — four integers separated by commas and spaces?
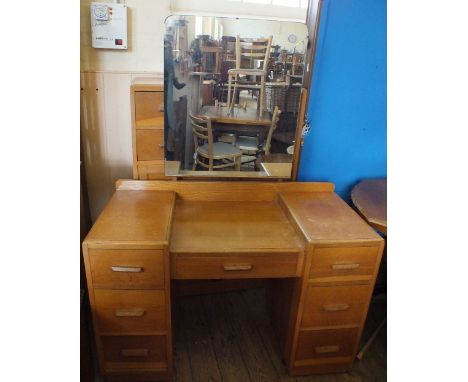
170, 200, 304, 253
280, 192, 380, 244
85, 190, 175, 248
84, 181, 382, 251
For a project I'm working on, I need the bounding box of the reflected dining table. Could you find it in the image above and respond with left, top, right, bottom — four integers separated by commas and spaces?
198, 105, 271, 126
197, 105, 272, 142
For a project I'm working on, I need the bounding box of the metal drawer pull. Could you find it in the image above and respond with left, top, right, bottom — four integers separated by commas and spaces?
223, 264, 253, 271
315, 345, 340, 354
120, 348, 149, 357
331, 263, 360, 270
115, 309, 146, 317
158, 105, 164, 112
323, 304, 350, 312
111, 266, 143, 273
158, 143, 165, 148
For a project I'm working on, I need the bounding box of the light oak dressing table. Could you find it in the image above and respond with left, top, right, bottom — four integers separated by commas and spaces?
83, 180, 384, 381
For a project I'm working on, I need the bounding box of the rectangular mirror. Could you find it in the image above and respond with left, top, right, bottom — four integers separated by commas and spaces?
164, 15, 308, 178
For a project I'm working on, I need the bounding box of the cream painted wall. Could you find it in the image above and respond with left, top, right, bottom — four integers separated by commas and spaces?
81, 0, 171, 72
81, 0, 169, 220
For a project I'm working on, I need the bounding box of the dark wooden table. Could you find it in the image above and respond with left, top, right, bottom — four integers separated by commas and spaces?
351, 179, 387, 361
351, 179, 387, 235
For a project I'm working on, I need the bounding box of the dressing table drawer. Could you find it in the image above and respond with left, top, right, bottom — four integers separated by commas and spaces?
172, 252, 303, 279
301, 284, 371, 328
309, 246, 379, 281
295, 327, 359, 361
94, 290, 166, 333
102, 335, 167, 370
89, 249, 165, 290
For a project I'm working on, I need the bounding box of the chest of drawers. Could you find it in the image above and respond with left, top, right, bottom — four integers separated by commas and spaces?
131, 79, 168, 181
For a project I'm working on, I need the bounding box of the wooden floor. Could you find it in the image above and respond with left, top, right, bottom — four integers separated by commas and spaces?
171, 288, 386, 382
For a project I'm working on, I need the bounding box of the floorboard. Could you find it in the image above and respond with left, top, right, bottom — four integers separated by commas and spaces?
201, 293, 252, 382
171, 288, 386, 382
177, 296, 223, 382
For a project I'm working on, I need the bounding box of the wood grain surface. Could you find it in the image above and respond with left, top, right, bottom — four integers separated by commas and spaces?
170, 200, 305, 253
351, 179, 387, 235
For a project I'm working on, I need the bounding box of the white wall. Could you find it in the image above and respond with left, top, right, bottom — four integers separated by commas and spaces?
81, 71, 163, 222
81, 0, 169, 220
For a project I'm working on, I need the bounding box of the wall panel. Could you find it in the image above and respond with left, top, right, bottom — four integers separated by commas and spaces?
80, 71, 163, 221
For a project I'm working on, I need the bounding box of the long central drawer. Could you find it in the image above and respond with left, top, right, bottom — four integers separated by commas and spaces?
171, 251, 304, 279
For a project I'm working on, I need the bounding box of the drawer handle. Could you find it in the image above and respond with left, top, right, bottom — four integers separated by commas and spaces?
115, 309, 146, 317
223, 264, 252, 271
323, 303, 350, 312
111, 266, 143, 273
315, 345, 340, 354
120, 348, 149, 357
331, 263, 360, 270
158, 143, 165, 148
158, 105, 164, 112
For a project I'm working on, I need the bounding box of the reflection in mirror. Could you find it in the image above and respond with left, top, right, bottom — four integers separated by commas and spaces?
164, 15, 308, 178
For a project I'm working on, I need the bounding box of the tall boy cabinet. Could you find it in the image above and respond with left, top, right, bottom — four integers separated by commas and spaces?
131, 78, 167, 180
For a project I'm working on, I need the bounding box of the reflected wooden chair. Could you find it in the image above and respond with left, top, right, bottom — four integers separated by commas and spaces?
190, 114, 242, 171
235, 106, 282, 165
227, 35, 273, 113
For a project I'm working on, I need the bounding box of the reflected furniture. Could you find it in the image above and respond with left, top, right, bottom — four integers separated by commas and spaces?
189, 72, 220, 112
200, 105, 273, 165
235, 106, 282, 164
199, 105, 271, 126
190, 114, 241, 171
83, 180, 384, 380
131, 78, 167, 180
256, 153, 293, 177
260, 162, 292, 177
200, 46, 223, 74
227, 36, 273, 112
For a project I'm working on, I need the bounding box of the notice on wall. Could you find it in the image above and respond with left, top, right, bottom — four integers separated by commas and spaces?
91, 2, 128, 50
